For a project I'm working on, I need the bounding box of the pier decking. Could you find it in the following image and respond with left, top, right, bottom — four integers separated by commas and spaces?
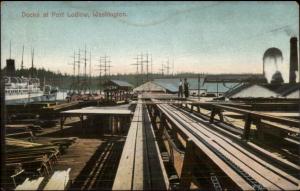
5, 95, 300, 190
113, 101, 168, 190
109, 96, 299, 190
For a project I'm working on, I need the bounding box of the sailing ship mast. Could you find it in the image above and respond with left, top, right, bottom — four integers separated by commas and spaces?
30, 48, 34, 78
21, 45, 24, 70
89, 50, 92, 93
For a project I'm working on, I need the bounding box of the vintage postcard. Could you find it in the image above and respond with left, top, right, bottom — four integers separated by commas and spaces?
1, 1, 299, 190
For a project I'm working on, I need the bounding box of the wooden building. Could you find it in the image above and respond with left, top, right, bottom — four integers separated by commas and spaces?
103, 80, 133, 102
224, 83, 300, 99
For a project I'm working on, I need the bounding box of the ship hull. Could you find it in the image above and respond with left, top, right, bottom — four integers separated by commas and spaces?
41, 93, 58, 101
5, 92, 44, 105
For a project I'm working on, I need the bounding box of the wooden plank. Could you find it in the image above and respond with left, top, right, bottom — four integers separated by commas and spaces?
214, 104, 300, 128
179, 139, 195, 189
156, 103, 253, 190
43, 168, 71, 190
113, 103, 141, 190
186, 101, 300, 128
167, 104, 299, 190
194, 117, 300, 176
132, 120, 147, 190
113, 117, 139, 190
186, 102, 299, 134
114, 101, 168, 190
144, 109, 169, 189
15, 177, 44, 190
6, 138, 42, 148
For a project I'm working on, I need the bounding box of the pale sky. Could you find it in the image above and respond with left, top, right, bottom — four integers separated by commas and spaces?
1, 1, 299, 76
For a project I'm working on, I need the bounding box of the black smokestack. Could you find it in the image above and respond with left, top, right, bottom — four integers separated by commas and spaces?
6, 59, 15, 76
289, 37, 298, 83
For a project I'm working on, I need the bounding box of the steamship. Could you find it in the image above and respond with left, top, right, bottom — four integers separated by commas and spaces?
4, 76, 45, 105
4, 46, 58, 105
4, 77, 59, 105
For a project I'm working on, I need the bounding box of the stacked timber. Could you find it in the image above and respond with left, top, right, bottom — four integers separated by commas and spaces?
5, 137, 76, 189
6, 138, 42, 149
43, 168, 71, 190
6, 124, 43, 140
15, 177, 45, 191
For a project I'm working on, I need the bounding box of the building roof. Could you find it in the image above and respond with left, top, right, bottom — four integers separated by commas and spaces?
203, 74, 266, 83
132, 78, 240, 94
223, 83, 251, 97
61, 106, 132, 115
202, 82, 239, 93
133, 81, 167, 92
153, 79, 178, 93
268, 83, 300, 96
110, 80, 134, 87
224, 83, 300, 98
154, 78, 239, 93
103, 79, 134, 91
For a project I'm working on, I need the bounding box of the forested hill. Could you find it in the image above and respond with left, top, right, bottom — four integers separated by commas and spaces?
1, 67, 262, 90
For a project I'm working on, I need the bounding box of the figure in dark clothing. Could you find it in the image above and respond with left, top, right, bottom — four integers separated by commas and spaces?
184, 78, 189, 98
178, 78, 183, 98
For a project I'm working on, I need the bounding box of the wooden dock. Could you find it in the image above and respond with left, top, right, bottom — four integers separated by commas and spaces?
113, 101, 169, 190
148, 99, 299, 190
5, 95, 300, 190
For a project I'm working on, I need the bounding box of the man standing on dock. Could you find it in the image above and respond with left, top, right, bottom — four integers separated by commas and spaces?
178, 78, 183, 98
184, 78, 189, 98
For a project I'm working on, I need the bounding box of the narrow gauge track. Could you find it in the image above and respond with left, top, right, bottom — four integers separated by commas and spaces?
69, 140, 124, 190
154, 101, 299, 190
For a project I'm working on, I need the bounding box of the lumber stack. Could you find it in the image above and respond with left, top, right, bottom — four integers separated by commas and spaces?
43, 168, 71, 190
5, 137, 76, 189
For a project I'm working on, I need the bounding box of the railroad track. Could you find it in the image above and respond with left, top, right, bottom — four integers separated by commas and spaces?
69, 140, 124, 190
153, 101, 299, 190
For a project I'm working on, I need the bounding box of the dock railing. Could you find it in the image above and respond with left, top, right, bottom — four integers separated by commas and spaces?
181, 101, 300, 140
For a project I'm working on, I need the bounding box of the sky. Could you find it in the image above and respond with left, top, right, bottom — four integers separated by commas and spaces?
1, 1, 299, 77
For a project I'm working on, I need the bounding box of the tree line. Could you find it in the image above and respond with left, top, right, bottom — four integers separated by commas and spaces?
2, 67, 262, 90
